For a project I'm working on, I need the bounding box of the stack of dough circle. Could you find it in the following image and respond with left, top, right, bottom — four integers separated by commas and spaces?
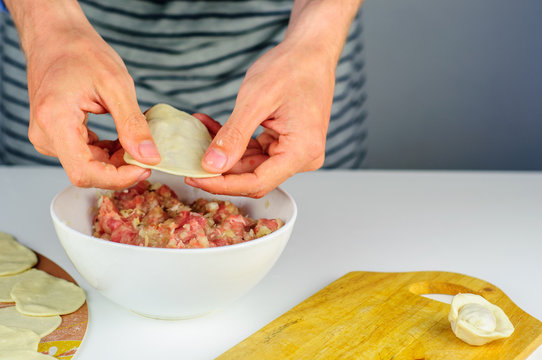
0, 232, 85, 359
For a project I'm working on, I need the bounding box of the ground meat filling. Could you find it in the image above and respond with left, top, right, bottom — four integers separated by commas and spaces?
93, 181, 284, 249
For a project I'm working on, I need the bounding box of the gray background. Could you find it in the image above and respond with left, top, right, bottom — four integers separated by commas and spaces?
361, 0, 542, 170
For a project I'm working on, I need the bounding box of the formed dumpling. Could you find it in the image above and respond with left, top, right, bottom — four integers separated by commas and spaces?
449, 293, 514, 346
0, 233, 37, 276
124, 104, 220, 178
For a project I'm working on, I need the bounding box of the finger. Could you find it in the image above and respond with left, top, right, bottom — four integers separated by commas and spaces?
247, 137, 263, 152
110, 148, 128, 167
54, 122, 150, 189
28, 122, 56, 156
88, 145, 111, 163
243, 146, 263, 157
187, 152, 299, 198
98, 78, 161, 166
94, 139, 122, 154
256, 130, 279, 153
192, 113, 222, 136
201, 95, 274, 174
226, 154, 268, 174
87, 129, 99, 144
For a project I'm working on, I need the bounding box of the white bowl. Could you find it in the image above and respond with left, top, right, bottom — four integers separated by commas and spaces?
50, 172, 297, 319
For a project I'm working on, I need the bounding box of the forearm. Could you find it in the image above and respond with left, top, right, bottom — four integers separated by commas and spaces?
4, 0, 91, 59
285, 0, 363, 66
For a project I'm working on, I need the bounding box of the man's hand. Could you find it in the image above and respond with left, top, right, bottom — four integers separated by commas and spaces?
186, 42, 333, 198
186, 0, 362, 198
6, 0, 161, 189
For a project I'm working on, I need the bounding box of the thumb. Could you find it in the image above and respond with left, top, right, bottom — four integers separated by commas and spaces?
202, 114, 257, 173
102, 84, 161, 165
117, 111, 161, 165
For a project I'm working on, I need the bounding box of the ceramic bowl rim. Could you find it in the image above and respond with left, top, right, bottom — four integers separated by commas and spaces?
50, 184, 297, 255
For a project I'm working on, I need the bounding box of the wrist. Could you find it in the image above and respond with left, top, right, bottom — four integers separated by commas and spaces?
284, 0, 362, 66
5, 0, 91, 59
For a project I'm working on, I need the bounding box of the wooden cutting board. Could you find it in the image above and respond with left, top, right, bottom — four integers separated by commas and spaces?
219, 271, 542, 360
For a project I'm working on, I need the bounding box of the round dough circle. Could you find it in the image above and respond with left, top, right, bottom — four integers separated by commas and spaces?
0, 351, 56, 360
0, 269, 40, 302
0, 233, 37, 276
0, 324, 40, 351
0, 307, 61, 338
10, 270, 86, 316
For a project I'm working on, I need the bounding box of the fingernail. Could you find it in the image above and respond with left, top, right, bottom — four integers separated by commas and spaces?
204, 148, 227, 170
137, 170, 151, 182
185, 177, 197, 186
139, 140, 160, 160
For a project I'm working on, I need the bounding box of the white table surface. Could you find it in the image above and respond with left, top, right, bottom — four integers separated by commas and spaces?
1, 167, 541, 359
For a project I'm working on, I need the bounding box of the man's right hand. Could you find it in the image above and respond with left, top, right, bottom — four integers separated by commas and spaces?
6, 0, 161, 189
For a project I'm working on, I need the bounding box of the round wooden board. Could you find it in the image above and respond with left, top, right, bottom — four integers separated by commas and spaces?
0, 252, 88, 359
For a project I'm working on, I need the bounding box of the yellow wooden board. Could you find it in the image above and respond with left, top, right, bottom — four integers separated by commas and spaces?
219, 271, 542, 360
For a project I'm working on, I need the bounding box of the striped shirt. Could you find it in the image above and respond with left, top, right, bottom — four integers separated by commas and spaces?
0, 0, 367, 169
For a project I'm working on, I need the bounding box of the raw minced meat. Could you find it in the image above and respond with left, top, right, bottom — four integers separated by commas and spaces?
92, 181, 284, 249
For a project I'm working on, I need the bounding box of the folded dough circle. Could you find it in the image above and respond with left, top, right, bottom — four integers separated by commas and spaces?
0, 324, 40, 352
448, 293, 514, 346
0, 233, 37, 276
124, 104, 221, 178
0, 307, 61, 338
10, 270, 86, 316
